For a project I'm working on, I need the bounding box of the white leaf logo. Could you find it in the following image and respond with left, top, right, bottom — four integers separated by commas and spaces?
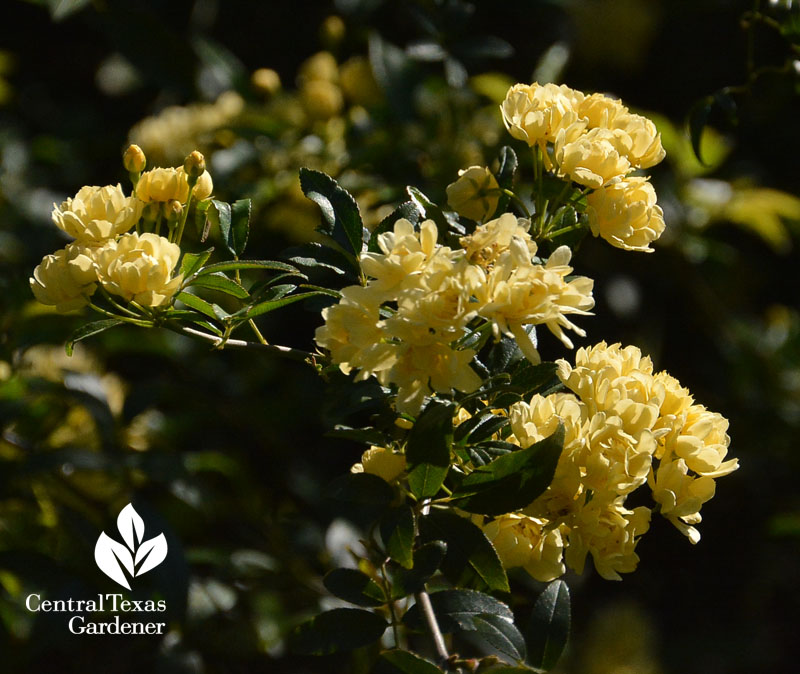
95, 503, 168, 589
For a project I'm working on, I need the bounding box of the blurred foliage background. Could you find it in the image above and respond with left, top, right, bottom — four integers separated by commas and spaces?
1, 0, 799, 672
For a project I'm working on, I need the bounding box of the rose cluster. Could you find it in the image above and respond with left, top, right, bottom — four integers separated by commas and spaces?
315, 213, 595, 413
30, 147, 213, 312
498, 82, 666, 252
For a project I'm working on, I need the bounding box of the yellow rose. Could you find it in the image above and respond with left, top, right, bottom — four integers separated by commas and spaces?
136, 167, 213, 203
586, 177, 665, 252
52, 184, 142, 244
339, 56, 381, 107
94, 233, 183, 307
481, 513, 566, 582
351, 446, 407, 483
300, 79, 344, 120
648, 458, 715, 544
612, 112, 665, 169
30, 243, 98, 312
445, 166, 501, 222
500, 82, 582, 147
298, 51, 339, 83
554, 125, 632, 188
460, 212, 536, 268
578, 92, 628, 129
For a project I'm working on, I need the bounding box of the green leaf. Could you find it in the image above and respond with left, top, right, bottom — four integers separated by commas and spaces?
238, 290, 325, 320
369, 32, 418, 120
419, 510, 508, 593
64, 318, 125, 356
326, 426, 388, 446
472, 613, 527, 663
380, 506, 415, 569
48, 0, 91, 21
526, 580, 570, 672
403, 589, 513, 633
326, 473, 395, 525
299, 168, 367, 258
511, 362, 560, 397
65, 319, 124, 356
408, 463, 449, 501
387, 541, 447, 599
373, 649, 444, 674
323, 568, 386, 607
197, 259, 298, 275
285, 242, 353, 277
368, 201, 421, 252
289, 608, 387, 655
406, 400, 455, 499
450, 426, 564, 516
208, 199, 232, 250
407, 186, 448, 233
180, 247, 214, 278
187, 273, 249, 299
493, 146, 518, 217
229, 198, 251, 256
688, 96, 713, 166
455, 414, 508, 445
177, 292, 222, 322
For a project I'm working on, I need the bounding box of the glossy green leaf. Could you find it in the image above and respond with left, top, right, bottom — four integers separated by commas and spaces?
299, 168, 366, 258
179, 247, 214, 278
197, 259, 298, 275
187, 273, 249, 299
326, 473, 395, 525
450, 426, 564, 516
526, 580, 570, 672
208, 199, 232, 250
472, 613, 527, 663
323, 568, 386, 607
419, 510, 508, 593
688, 96, 713, 166
387, 541, 447, 599
403, 589, 513, 633
368, 201, 421, 252
380, 506, 415, 569
373, 649, 444, 674
406, 400, 455, 499
289, 608, 387, 655
177, 292, 222, 322
407, 186, 448, 233
238, 291, 325, 319
229, 198, 251, 256
65, 319, 124, 356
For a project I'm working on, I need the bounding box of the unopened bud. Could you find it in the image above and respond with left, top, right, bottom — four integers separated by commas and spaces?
183, 151, 206, 178
252, 68, 281, 96
164, 199, 183, 221
123, 144, 146, 173
320, 15, 345, 47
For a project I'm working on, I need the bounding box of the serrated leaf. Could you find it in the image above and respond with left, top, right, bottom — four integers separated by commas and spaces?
188, 273, 249, 299
387, 541, 447, 599
180, 247, 214, 278
373, 649, 444, 674
326, 426, 388, 446
65, 319, 124, 356
380, 506, 415, 569
229, 198, 251, 256
403, 589, 513, 633
450, 426, 564, 516
510, 362, 559, 397
406, 400, 455, 499
299, 168, 367, 258
526, 580, 570, 672
197, 259, 298, 275
289, 608, 387, 655
323, 568, 386, 607
238, 290, 325, 319
177, 292, 221, 322
407, 186, 448, 233
456, 415, 508, 445
472, 613, 527, 663
208, 199, 232, 250
419, 510, 508, 593
368, 201, 422, 252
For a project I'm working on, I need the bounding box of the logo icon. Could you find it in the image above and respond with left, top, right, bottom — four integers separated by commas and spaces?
95, 503, 168, 590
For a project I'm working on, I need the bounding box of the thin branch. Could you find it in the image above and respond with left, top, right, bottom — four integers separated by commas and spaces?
415, 589, 450, 665
175, 325, 320, 364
